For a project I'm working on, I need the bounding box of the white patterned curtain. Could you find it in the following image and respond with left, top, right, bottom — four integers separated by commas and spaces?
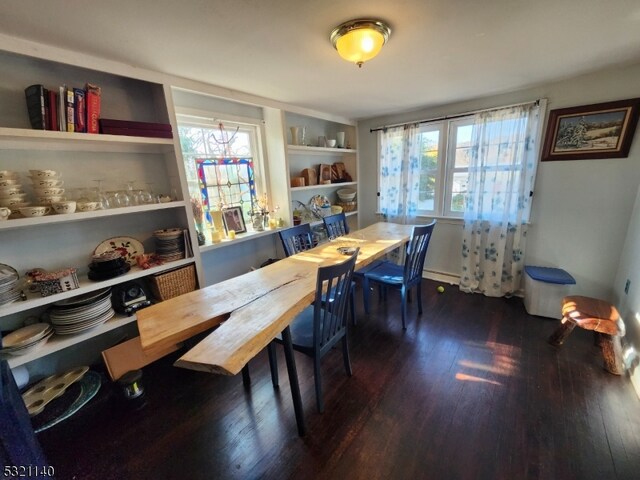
460, 102, 543, 297
378, 124, 421, 224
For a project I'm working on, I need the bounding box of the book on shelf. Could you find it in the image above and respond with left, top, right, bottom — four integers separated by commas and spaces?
65, 86, 75, 132
47, 89, 58, 131
58, 85, 66, 131
86, 83, 101, 134
74, 88, 86, 133
99, 118, 172, 132
24, 84, 46, 130
99, 118, 173, 138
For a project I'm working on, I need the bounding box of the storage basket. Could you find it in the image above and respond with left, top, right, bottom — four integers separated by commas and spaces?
337, 201, 357, 212
149, 264, 197, 301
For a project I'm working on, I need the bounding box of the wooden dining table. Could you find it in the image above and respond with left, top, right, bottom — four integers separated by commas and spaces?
137, 221, 414, 435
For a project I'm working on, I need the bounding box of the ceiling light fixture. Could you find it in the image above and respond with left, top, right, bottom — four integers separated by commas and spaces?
330, 19, 391, 68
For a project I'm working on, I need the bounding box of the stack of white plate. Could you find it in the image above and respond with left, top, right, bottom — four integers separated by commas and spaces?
49, 288, 115, 335
0, 323, 53, 356
153, 228, 185, 262
28, 170, 65, 207
0, 263, 23, 306
0, 170, 29, 212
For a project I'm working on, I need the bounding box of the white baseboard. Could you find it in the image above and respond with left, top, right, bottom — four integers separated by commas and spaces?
423, 269, 460, 285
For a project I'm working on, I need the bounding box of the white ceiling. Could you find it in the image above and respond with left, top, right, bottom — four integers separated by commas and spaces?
2, 0, 640, 120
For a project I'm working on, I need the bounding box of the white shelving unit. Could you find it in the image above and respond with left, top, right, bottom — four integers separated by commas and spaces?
0, 47, 199, 372
283, 112, 359, 229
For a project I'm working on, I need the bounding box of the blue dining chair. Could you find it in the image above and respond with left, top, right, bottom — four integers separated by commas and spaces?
269, 248, 359, 413
322, 212, 349, 238
278, 223, 315, 257
362, 221, 436, 330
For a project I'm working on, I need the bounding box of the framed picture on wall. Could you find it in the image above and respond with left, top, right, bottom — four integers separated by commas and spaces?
541, 98, 640, 161
222, 206, 246, 234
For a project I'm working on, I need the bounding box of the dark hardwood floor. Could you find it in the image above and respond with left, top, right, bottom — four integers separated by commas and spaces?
37, 279, 640, 480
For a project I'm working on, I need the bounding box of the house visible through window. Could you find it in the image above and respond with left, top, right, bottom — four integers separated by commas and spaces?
177, 115, 264, 224
414, 117, 473, 218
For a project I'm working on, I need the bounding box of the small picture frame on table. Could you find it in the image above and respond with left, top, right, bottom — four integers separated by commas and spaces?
222, 206, 246, 234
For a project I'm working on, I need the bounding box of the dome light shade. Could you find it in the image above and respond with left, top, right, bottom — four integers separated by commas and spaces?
330, 19, 391, 68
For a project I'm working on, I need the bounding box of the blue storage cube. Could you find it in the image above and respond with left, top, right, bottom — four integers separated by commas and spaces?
524, 266, 575, 319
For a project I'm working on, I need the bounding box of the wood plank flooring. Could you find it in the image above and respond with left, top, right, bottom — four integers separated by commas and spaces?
37, 279, 640, 480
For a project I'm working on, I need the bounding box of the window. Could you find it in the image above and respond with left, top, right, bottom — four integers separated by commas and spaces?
404, 116, 473, 218
177, 114, 265, 223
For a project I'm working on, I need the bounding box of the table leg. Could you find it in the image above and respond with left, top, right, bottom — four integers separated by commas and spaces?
281, 326, 305, 436
241, 364, 251, 389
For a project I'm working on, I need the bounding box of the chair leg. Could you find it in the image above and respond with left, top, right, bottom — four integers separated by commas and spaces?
350, 284, 356, 326
417, 282, 423, 314
363, 276, 371, 314
342, 335, 353, 377
400, 286, 408, 330
267, 342, 279, 388
313, 354, 324, 413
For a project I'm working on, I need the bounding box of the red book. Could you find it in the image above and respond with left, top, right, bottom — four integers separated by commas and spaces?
86, 83, 101, 134
48, 89, 58, 131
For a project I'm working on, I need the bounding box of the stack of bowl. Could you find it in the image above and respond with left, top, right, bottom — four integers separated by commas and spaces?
28, 170, 65, 214
0, 170, 29, 216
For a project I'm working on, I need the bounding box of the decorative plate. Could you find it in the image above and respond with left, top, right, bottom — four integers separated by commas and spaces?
94, 237, 144, 267
309, 194, 330, 218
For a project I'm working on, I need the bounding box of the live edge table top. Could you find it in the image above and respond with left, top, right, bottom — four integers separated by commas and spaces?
137, 222, 414, 376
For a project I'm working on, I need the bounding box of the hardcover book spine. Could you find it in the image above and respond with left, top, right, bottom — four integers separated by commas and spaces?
65, 87, 75, 133
86, 83, 101, 134
58, 86, 66, 131
74, 88, 86, 133
48, 89, 58, 131
24, 84, 46, 130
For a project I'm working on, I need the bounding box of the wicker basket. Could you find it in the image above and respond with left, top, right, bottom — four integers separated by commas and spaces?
337, 201, 357, 212
149, 264, 197, 301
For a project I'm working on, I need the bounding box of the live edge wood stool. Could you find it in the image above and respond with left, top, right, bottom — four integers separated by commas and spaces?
548, 295, 626, 375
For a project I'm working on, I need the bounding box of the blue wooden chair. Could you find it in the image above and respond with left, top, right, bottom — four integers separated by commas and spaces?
322, 212, 350, 238
362, 221, 436, 329
269, 248, 358, 413
278, 223, 314, 257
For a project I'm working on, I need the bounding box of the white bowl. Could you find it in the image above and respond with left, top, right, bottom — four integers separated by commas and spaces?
0, 171, 18, 180
31, 179, 64, 188
326, 139, 337, 148
52, 201, 76, 214
36, 195, 65, 205
0, 195, 29, 208
33, 187, 65, 196
29, 169, 59, 178
0, 179, 20, 187
0, 187, 24, 196
76, 201, 99, 212
19, 206, 50, 217
337, 188, 356, 202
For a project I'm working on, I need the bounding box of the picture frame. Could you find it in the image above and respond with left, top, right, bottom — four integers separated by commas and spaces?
221, 206, 246, 234
541, 98, 640, 161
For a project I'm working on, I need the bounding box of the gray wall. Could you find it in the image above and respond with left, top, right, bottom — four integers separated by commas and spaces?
357, 61, 640, 298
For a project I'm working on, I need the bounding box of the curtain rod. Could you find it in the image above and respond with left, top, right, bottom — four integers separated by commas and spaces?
369, 99, 541, 133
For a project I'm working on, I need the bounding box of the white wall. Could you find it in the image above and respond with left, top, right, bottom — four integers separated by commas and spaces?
613, 185, 640, 397
358, 62, 640, 297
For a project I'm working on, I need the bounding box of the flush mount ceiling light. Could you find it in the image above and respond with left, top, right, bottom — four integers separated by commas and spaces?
330, 19, 391, 68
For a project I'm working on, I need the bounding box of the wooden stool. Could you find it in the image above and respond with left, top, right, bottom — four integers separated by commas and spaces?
548, 295, 626, 375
